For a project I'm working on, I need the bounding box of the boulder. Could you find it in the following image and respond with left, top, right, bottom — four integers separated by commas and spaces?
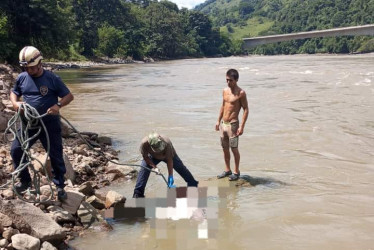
40, 241, 57, 250
105, 164, 134, 176
31, 154, 52, 177
94, 189, 108, 201
47, 206, 75, 223
1, 189, 14, 200
11, 233, 40, 250
77, 201, 104, 228
0, 212, 13, 228
97, 136, 111, 145
78, 182, 95, 196
0, 200, 65, 242
39, 185, 54, 197
0, 239, 9, 248
86, 195, 105, 210
60, 190, 85, 214
60, 120, 73, 138
63, 153, 75, 183
2, 227, 19, 240
105, 190, 125, 209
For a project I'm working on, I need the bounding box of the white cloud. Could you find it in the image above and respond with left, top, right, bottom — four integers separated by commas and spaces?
168, 0, 206, 9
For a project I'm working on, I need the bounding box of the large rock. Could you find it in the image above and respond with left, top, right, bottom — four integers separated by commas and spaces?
105, 190, 126, 209
86, 195, 105, 210
47, 206, 75, 223
0, 238, 9, 248
77, 201, 104, 228
41, 241, 57, 250
0, 212, 13, 227
32, 154, 52, 177
31, 153, 75, 183
39, 185, 54, 197
0, 200, 65, 242
60, 190, 85, 214
63, 153, 75, 183
2, 227, 19, 240
60, 120, 73, 138
78, 182, 95, 196
105, 164, 135, 176
97, 136, 112, 145
11, 233, 40, 250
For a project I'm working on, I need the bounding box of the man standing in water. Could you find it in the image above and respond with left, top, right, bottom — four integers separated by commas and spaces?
216, 69, 248, 181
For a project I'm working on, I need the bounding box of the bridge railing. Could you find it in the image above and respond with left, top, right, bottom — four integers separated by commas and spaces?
242, 24, 374, 48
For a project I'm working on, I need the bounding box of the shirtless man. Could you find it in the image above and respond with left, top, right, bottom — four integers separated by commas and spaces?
215, 69, 248, 181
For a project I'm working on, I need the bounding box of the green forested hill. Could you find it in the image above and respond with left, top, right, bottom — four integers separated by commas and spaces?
0, 0, 242, 64
195, 0, 374, 54
1, 0, 373, 63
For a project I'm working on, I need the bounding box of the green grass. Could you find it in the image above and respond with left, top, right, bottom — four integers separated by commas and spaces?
220, 17, 274, 40
199, 0, 241, 12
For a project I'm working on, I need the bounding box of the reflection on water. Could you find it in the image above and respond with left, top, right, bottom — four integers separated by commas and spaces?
60, 54, 374, 250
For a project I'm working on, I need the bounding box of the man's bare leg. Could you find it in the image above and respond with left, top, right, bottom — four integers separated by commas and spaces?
231, 147, 240, 174
223, 147, 231, 172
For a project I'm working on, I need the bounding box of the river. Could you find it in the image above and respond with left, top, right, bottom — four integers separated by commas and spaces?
56, 54, 374, 250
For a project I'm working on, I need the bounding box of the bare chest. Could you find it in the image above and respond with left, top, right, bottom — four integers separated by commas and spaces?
224, 93, 240, 104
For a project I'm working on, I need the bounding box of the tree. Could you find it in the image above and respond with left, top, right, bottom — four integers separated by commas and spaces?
0, 12, 15, 61
95, 23, 125, 58
1, 0, 75, 61
73, 0, 133, 57
143, 2, 185, 58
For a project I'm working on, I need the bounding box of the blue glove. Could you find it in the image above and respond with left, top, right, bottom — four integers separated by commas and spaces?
168, 176, 176, 188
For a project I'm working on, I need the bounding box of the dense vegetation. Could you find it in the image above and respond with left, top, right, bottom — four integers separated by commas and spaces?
196, 0, 374, 54
1, 0, 373, 63
0, 0, 240, 63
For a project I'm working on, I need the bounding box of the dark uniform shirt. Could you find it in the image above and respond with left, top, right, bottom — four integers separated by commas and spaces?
12, 70, 70, 122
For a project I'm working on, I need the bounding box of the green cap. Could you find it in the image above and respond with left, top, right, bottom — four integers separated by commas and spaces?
148, 132, 166, 152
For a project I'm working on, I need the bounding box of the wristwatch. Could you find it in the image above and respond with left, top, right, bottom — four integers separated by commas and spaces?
57, 102, 62, 108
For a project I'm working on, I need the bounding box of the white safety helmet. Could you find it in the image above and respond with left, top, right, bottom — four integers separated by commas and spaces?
19, 46, 43, 67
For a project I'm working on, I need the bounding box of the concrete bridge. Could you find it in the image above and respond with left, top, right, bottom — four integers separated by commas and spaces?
242, 24, 374, 48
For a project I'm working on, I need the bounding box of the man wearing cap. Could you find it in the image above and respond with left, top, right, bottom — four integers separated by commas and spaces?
133, 132, 199, 198
10, 46, 74, 201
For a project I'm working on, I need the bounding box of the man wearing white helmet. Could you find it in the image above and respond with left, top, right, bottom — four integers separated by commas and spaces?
133, 132, 199, 198
10, 46, 74, 201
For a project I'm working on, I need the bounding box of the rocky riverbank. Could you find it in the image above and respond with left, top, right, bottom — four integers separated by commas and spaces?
42, 56, 155, 71
0, 63, 138, 250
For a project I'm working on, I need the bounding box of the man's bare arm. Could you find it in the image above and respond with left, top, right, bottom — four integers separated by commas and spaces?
166, 158, 173, 176
59, 92, 74, 107
237, 90, 249, 136
143, 154, 157, 169
48, 92, 75, 115
10, 92, 22, 111
215, 91, 225, 131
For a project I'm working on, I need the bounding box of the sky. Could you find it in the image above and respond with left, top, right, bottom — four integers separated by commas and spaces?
168, 0, 207, 9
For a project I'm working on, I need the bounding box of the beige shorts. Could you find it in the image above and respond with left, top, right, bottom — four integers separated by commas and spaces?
220, 121, 239, 148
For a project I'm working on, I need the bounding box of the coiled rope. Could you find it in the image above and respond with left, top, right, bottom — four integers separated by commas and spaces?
1, 103, 168, 204
2, 103, 54, 203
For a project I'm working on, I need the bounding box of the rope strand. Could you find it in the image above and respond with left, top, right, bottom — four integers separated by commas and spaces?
2, 104, 169, 204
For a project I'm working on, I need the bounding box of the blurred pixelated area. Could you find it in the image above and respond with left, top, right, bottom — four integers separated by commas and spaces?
105, 180, 231, 240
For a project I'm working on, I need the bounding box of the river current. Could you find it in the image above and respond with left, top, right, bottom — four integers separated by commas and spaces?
56, 54, 374, 250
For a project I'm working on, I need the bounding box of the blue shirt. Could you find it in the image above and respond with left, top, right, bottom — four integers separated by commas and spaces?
12, 70, 70, 122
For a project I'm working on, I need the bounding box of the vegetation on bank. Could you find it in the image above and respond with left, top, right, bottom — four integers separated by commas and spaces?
0, 0, 241, 64
196, 0, 374, 55
1, 0, 373, 63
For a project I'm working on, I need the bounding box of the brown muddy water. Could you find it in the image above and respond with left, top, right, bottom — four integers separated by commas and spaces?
56, 54, 374, 250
